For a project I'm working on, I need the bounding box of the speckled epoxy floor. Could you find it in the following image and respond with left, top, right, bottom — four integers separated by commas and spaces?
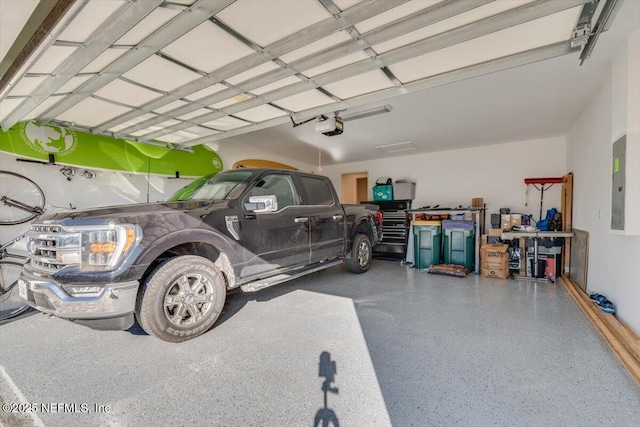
1, 260, 639, 426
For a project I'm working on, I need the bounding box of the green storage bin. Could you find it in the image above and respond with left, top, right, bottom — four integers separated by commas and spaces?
373, 185, 393, 201
442, 220, 474, 270
412, 220, 441, 269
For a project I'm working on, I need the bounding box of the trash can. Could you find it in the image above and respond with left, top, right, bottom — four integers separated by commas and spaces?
442, 220, 474, 270
529, 258, 547, 278
412, 220, 441, 269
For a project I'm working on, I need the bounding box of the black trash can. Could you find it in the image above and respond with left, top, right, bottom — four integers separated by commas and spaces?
529, 259, 547, 278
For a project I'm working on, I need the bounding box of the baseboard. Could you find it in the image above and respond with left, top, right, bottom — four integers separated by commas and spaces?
559, 275, 640, 387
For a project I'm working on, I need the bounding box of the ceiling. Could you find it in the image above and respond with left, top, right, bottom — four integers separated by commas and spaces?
0, 0, 635, 166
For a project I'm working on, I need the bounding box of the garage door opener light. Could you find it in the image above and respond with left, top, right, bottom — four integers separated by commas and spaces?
341, 104, 394, 122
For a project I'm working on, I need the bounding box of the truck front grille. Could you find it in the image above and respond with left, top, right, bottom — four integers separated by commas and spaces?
28, 224, 80, 272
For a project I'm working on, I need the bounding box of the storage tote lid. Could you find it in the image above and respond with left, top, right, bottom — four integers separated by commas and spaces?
442, 219, 474, 230
412, 220, 441, 226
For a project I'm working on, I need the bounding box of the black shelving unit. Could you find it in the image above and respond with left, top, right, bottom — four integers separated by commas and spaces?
362, 200, 412, 260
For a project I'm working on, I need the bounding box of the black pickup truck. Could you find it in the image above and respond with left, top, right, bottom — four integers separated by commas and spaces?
18, 169, 382, 342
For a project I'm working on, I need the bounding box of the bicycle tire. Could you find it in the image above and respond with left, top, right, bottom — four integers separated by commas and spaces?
0, 170, 45, 225
0, 260, 30, 321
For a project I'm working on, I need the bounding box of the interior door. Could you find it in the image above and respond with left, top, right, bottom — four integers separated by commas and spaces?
238, 173, 310, 279
298, 175, 345, 263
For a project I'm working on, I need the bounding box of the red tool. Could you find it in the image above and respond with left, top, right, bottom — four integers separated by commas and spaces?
524, 177, 563, 221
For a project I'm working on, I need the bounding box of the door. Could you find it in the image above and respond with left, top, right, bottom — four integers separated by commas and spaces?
340, 172, 367, 203
239, 173, 310, 279
297, 175, 345, 263
356, 177, 368, 203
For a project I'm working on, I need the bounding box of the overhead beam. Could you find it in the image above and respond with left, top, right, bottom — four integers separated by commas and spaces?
0, 0, 77, 95
143, 0, 589, 141
182, 41, 580, 147
95, 0, 411, 132
28, 0, 237, 127
1, 0, 163, 130
110, 0, 492, 135
580, 0, 624, 65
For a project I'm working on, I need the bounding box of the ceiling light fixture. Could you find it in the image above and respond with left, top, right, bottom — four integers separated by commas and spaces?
341, 104, 393, 122
376, 141, 417, 153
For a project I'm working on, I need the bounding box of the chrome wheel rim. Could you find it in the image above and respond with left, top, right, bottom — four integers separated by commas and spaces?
163, 273, 215, 327
357, 240, 370, 268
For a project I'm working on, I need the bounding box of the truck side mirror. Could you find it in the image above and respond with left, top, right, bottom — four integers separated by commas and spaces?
245, 195, 278, 213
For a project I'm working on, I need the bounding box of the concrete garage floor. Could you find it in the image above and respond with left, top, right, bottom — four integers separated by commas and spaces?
1, 261, 639, 427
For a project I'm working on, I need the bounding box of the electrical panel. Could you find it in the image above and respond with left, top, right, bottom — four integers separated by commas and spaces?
611, 135, 626, 230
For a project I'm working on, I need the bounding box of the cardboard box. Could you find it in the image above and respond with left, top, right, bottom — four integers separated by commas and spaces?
500, 214, 511, 230
488, 228, 503, 237
510, 213, 522, 228
472, 198, 484, 207
480, 244, 510, 279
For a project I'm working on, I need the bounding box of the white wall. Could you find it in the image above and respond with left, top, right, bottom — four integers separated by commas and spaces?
567, 33, 640, 335
321, 136, 567, 222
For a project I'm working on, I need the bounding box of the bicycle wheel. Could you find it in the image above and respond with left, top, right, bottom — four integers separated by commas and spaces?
0, 260, 30, 320
0, 171, 45, 225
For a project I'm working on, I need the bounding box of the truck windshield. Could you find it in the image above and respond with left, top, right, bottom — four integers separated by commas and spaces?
169, 170, 252, 201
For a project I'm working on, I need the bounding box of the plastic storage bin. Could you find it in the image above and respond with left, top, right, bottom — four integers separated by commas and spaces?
393, 182, 415, 200
373, 185, 393, 201
412, 220, 441, 269
442, 220, 474, 270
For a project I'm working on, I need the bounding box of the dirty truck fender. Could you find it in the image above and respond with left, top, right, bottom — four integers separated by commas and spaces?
133, 229, 241, 285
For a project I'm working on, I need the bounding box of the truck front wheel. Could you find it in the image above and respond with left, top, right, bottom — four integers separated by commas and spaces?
136, 255, 226, 342
345, 234, 372, 274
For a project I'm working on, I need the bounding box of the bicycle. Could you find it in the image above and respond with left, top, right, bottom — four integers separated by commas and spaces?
0, 170, 47, 319
0, 170, 45, 225
0, 232, 30, 321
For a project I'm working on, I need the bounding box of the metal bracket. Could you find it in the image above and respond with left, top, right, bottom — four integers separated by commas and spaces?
571, 23, 592, 48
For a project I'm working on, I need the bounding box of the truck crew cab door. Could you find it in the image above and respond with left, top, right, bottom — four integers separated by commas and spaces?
296, 175, 345, 263
239, 172, 311, 279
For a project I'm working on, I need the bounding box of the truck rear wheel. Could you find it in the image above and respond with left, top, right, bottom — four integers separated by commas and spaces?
345, 234, 372, 274
136, 255, 226, 342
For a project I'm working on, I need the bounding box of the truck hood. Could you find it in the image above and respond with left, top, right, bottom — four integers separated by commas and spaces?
38, 200, 231, 222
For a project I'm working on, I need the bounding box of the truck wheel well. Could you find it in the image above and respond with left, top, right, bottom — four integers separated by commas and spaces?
355, 221, 373, 241
141, 242, 235, 289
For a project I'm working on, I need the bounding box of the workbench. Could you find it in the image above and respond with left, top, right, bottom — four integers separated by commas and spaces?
501, 230, 574, 279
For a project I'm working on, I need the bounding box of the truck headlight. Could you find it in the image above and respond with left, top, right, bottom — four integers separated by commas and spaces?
79, 225, 139, 271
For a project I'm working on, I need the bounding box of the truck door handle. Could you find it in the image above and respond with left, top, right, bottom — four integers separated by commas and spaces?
333, 214, 343, 220
294, 217, 309, 223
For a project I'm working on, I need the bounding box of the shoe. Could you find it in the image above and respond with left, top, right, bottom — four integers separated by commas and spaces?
597, 300, 615, 314
591, 294, 608, 305
600, 304, 615, 314
589, 292, 603, 301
